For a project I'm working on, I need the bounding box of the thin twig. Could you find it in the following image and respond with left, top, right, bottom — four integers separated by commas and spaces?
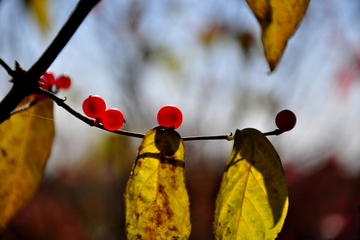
38, 88, 144, 139
38, 89, 233, 140
183, 129, 282, 141
40, 88, 283, 140
182, 134, 233, 141
263, 129, 283, 136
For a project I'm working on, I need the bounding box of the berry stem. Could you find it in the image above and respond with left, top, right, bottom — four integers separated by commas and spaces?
40, 89, 283, 140
36, 88, 282, 141
182, 129, 283, 141
39, 88, 144, 139
182, 134, 234, 141
263, 129, 283, 136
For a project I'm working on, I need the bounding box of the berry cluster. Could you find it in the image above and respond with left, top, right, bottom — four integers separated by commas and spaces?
82, 95, 125, 131
82, 97, 184, 131
275, 109, 296, 132
39, 70, 71, 92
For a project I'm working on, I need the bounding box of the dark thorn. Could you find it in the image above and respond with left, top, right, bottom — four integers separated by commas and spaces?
0, 59, 15, 76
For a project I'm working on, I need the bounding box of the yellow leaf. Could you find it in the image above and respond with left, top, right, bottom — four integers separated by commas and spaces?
25, 0, 49, 30
214, 128, 288, 239
124, 127, 191, 240
0, 97, 55, 231
246, 0, 310, 71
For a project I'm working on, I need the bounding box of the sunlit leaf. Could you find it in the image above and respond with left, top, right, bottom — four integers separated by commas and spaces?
246, 0, 310, 71
124, 127, 191, 239
214, 128, 288, 239
0, 97, 55, 231
24, 0, 49, 30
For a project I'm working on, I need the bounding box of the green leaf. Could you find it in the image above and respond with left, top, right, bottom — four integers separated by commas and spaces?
0, 97, 55, 231
214, 128, 288, 239
124, 127, 191, 240
246, 0, 310, 71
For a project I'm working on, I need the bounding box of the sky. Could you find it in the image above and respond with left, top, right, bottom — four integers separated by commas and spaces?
1, 0, 360, 175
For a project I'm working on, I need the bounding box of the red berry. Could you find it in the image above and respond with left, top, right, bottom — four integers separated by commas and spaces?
82, 95, 106, 118
275, 110, 296, 132
39, 70, 56, 91
42, 70, 56, 86
55, 73, 71, 89
157, 105, 183, 129
34, 70, 55, 99
102, 108, 124, 131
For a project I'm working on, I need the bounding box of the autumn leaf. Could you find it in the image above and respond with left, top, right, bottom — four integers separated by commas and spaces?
214, 128, 288, 239
24, 0, 49, 30
124, 127, 191, 240
0, 97, 55, 231
246, 0, 310, 71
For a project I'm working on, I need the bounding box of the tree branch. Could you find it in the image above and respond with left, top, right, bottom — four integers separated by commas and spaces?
0, 0, 100, 124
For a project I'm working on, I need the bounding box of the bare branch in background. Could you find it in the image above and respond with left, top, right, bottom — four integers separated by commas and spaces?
0, 0, 101, 124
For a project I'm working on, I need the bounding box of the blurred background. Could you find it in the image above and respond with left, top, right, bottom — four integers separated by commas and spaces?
0, 0, 360, 239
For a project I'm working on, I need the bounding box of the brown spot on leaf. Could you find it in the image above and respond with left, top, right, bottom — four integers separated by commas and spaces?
158, 184, 165, 194
168, 225, 179, 232
9, 159, 16, 166
158, 184, 174, 220
0, 190, 10, 200
1, 148, 6, 157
